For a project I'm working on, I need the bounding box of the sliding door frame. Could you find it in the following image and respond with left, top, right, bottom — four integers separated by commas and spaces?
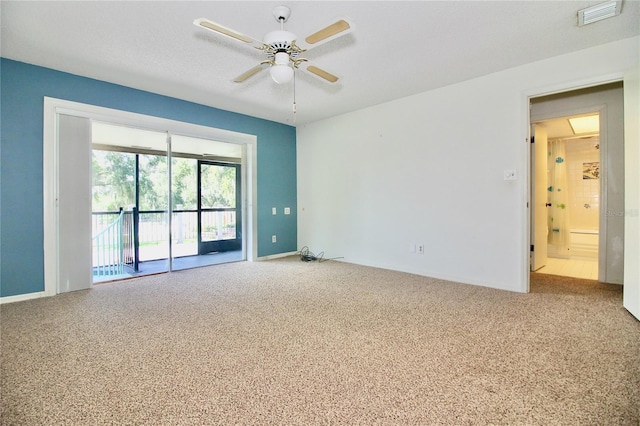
43, 97, 258, 297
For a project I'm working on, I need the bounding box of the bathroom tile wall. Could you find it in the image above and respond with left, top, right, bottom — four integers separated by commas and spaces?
565, 137, 600, 230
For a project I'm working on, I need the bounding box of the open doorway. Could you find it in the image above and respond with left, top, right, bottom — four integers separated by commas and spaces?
529, 82, 624, 284
531, 113, 600, 280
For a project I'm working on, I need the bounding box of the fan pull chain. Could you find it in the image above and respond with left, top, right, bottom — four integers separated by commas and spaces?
293, 70, 297, 123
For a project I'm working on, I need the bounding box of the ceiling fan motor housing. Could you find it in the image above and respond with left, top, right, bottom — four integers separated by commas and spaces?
263, 30, 295, 48
263, 30, 299, 61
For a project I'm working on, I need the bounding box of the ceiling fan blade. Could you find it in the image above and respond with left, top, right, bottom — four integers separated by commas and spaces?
233, 63, 269, 83
299, 62, 339, 83
194, 18, 265, 49
301, 17, 354, 49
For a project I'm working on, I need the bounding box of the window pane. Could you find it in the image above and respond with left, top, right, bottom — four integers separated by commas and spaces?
201, 211, 236, 241
139, 154, 167, 211
171, 157, 197, 211
92, 150, 135, 212
201, 164, 236, 209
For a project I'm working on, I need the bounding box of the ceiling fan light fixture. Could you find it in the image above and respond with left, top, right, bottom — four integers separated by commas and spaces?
270, 51, 293, 84
270, 64, 293, 84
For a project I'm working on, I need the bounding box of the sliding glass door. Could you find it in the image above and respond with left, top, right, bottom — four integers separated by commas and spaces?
92, 122, 245, 281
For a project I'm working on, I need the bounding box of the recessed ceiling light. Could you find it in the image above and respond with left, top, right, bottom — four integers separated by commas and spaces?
578, 1, 622, 26
568, 115, 599, 135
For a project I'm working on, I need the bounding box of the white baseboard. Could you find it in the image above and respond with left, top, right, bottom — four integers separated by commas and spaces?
257, 251, 298, 261
0, 291, 49, 305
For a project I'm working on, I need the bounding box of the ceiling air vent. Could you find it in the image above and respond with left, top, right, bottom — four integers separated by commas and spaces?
578, 1, 622, 26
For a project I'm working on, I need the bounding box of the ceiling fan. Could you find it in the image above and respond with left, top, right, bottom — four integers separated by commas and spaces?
194, 5, 354, 85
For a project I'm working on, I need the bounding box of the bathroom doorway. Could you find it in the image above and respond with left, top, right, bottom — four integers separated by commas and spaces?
530, 82, 624, 284
533, 113, 600, 280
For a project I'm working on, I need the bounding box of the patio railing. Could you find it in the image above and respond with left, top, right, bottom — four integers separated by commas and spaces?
92, 208, 126, 277
92, 208, 237, 273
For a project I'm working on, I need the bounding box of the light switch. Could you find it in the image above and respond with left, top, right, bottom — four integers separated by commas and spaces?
272, 207, 277, 215
284, 207, 291, 215
504, 169, 517, 181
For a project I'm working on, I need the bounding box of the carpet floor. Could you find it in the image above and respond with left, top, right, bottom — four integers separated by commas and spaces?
1, 257, 639, 425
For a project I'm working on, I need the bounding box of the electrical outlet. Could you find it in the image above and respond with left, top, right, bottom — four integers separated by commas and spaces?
417, 244, 424, 254
272, 235, 277, 243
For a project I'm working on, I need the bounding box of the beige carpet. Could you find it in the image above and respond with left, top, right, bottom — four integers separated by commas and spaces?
1, 257, 639, 425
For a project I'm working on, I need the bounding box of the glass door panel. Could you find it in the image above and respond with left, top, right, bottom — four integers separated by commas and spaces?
91, 121, 169, 281
170, 133, 244, 270
170, 156, 198, 263
198, 161, 241, 254
91, 149, 136, 282
138, 153, 170, 269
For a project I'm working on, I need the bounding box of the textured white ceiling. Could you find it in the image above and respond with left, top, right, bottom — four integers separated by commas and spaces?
2, 1, 638, 126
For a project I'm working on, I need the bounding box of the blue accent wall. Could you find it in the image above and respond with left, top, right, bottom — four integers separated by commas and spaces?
0, 58, 297, 297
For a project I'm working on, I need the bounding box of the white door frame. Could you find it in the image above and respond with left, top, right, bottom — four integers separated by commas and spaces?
43, 97, 258, 297
522, 72, 624, 293
522, 69, 640, 322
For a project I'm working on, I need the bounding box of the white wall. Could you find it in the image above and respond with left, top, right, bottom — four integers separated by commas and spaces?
297, 36, 639, 293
